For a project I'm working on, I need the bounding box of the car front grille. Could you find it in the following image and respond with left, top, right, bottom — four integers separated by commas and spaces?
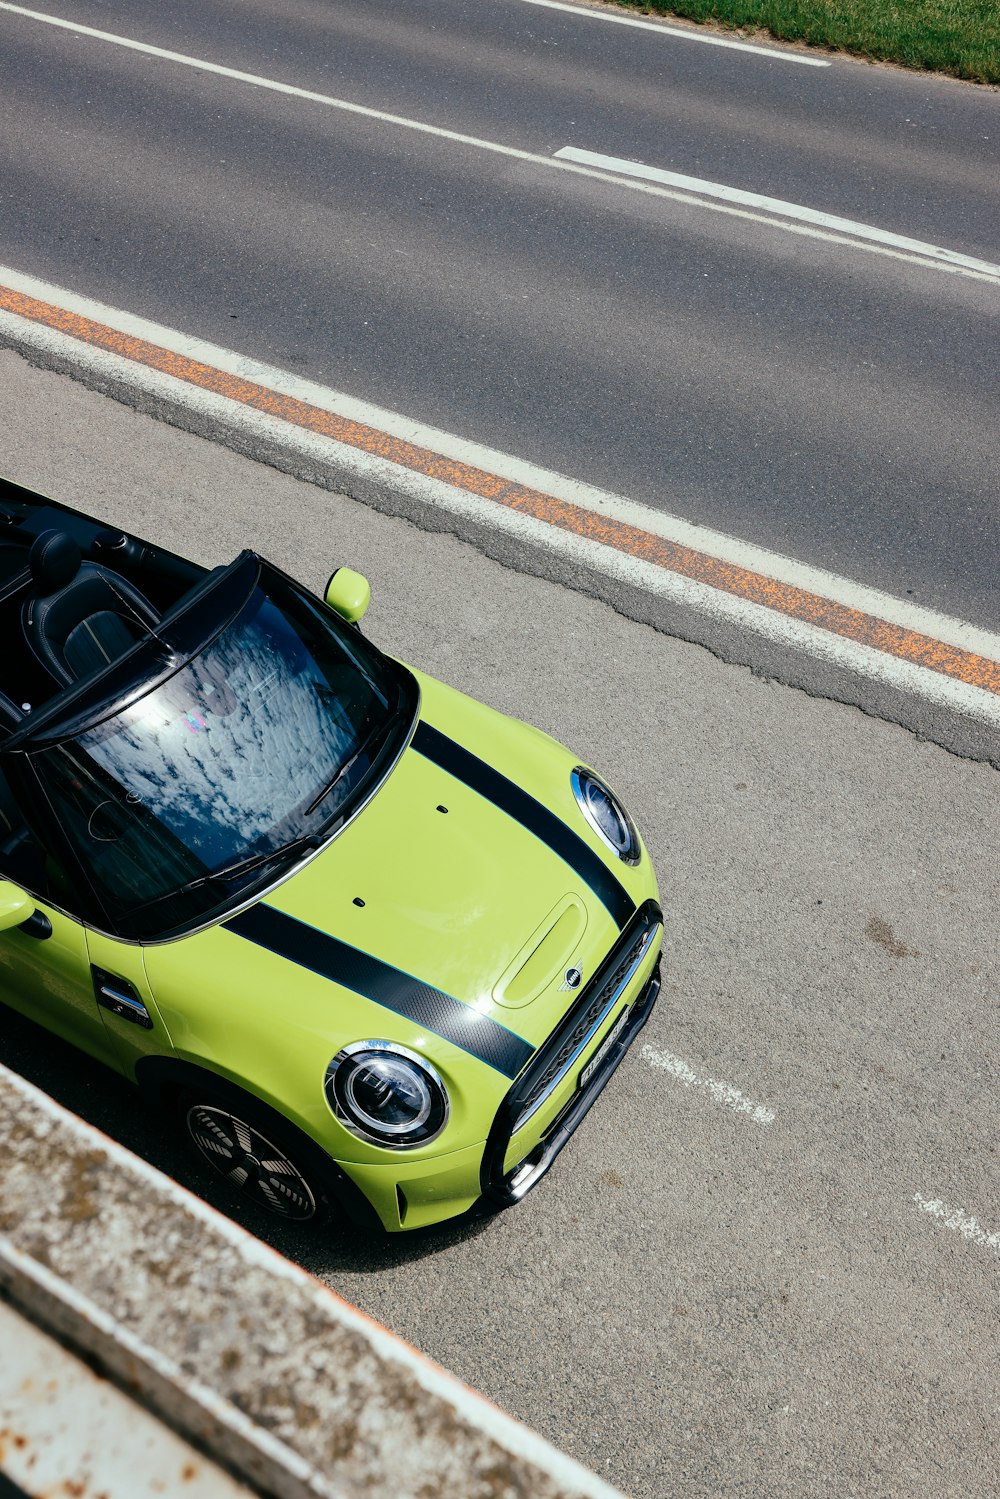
479, 898, 663, 1204
509, 902, 661, 1134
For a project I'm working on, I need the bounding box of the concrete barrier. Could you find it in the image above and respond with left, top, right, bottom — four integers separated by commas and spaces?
0, 1062, 623, 1499
0, 1296, 256, 1497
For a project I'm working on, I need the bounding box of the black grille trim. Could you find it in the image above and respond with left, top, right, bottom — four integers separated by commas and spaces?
480, 898, 662, 1196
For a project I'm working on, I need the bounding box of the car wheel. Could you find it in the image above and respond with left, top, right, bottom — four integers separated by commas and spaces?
174, 1087, 334, 1227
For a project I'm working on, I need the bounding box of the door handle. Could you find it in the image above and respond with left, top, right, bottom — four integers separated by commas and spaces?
91, 966, 153, 1029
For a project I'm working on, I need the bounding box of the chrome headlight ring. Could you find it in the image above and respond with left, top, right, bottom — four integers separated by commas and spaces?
324, 1041, 450, 1148
571, 767, 640, 865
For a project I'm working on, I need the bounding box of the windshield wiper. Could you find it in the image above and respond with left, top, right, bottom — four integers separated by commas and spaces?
179, 831, 323, 896
305, 720, 391, 816
124, 830, 322, 919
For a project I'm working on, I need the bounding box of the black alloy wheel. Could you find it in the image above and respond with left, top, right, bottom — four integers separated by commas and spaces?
185, 1102, 317, 1221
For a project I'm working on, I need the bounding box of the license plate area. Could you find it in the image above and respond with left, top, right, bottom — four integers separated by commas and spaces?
578, 1005, 630, 1091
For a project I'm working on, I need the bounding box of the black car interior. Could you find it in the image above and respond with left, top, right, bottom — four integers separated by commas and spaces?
0, 480, 204, 719
0, 689, 24, 855
22, 528, 164, 688
0, 480, 207, 898
0, 688, 51, 896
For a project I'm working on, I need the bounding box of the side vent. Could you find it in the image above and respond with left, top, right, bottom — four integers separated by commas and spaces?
91, 966, 154, 1030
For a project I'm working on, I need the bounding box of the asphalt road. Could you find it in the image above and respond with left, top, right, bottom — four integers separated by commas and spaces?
2, 352, 997, 1499
1, 0, 998, 628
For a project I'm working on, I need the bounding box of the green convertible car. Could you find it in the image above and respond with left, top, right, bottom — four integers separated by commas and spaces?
0, 475, 661, 1233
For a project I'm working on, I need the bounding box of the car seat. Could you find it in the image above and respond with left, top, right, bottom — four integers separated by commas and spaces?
22, 529, 162, 688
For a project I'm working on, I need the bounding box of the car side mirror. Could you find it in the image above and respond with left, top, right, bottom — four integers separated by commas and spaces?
324, 567, 371, 624
0, 879, 50, 939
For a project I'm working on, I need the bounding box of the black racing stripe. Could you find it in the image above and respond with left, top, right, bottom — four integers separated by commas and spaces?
412, 721, 635, 930
225, 904, 534, 1080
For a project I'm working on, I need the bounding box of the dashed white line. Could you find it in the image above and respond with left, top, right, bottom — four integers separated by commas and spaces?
641, 1044, 775, 1125
556, 147, 1000, 281
516, 0, 832, 65
1, 4, 993, 287
913, 1194, 1000, 1254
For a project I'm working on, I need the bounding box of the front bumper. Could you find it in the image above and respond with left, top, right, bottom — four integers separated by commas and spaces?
483, 961, 660, 1208
338, 900, 662, 1231
482, 898, 662, 1208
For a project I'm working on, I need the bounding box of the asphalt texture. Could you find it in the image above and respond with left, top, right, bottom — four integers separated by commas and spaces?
0, 0, 998, 628
1, 353, 997, 1499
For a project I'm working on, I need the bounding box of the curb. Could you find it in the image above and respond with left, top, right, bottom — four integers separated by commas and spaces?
1, 265, 997, 769
0, 1062, 623, 1499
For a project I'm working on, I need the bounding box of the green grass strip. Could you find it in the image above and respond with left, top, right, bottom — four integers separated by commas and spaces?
607, 2, 1000, 83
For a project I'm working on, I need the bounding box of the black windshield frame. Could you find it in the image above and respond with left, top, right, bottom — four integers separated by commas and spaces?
4, 552, 262, 753
8, 560, 418, 941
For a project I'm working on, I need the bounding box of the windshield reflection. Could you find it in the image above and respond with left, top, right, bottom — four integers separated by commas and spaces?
32, 568, 411, 938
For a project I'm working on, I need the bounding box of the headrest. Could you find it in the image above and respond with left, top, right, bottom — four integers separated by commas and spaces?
29, 530, 81, 595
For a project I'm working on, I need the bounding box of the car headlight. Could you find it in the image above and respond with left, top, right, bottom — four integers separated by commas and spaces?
571, 767, 640, 865
324, 1041, 449, 1147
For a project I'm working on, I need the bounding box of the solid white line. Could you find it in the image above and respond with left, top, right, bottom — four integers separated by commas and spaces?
2, 4, 995, 288
517, 0, 831, 64
556, 148, 1000, 280
5, 263, 1000, 674
913, 1194, 1000, 1254
5, 303, 1000, 728
641, 1045, 775, 1124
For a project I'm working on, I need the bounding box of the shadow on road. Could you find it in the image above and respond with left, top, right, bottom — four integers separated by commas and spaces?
0, 1002, 492, 1278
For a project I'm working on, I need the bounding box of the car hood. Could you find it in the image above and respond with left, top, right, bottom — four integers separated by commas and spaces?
141, 673, 652, 1129
232, 693, 631, 1053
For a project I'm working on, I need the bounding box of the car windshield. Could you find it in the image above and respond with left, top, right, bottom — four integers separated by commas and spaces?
28, 565, 414, 938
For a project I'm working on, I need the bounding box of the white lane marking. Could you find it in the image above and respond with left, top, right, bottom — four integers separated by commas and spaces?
1, 4, 994, 287
913, 1194, 1000, 1254
517, 0, 831, 65
641, 1044, 775, 1125
556, 147, 1000, 280
4, 268, 1000, 733
5, 262, 1000, 672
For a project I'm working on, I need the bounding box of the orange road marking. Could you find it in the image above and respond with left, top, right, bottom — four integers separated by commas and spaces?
4, 282, 998, 698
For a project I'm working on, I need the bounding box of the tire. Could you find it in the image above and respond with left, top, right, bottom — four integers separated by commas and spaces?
173, 1082, 344, 1229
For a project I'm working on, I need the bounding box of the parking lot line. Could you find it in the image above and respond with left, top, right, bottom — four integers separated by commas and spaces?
640, 1045, 776, 1125
913, 1194, 1000, 1254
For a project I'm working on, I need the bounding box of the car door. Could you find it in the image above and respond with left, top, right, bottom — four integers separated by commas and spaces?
0, 885, 119, 1070
0, 757, 128, 1068
84, 929, 172, 1080
0, 738, 176, 1077
0, 808, 175, 1079
0, 719, 173, 1073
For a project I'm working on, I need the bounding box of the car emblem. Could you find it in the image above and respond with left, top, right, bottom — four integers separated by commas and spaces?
560, 967, 583, 991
